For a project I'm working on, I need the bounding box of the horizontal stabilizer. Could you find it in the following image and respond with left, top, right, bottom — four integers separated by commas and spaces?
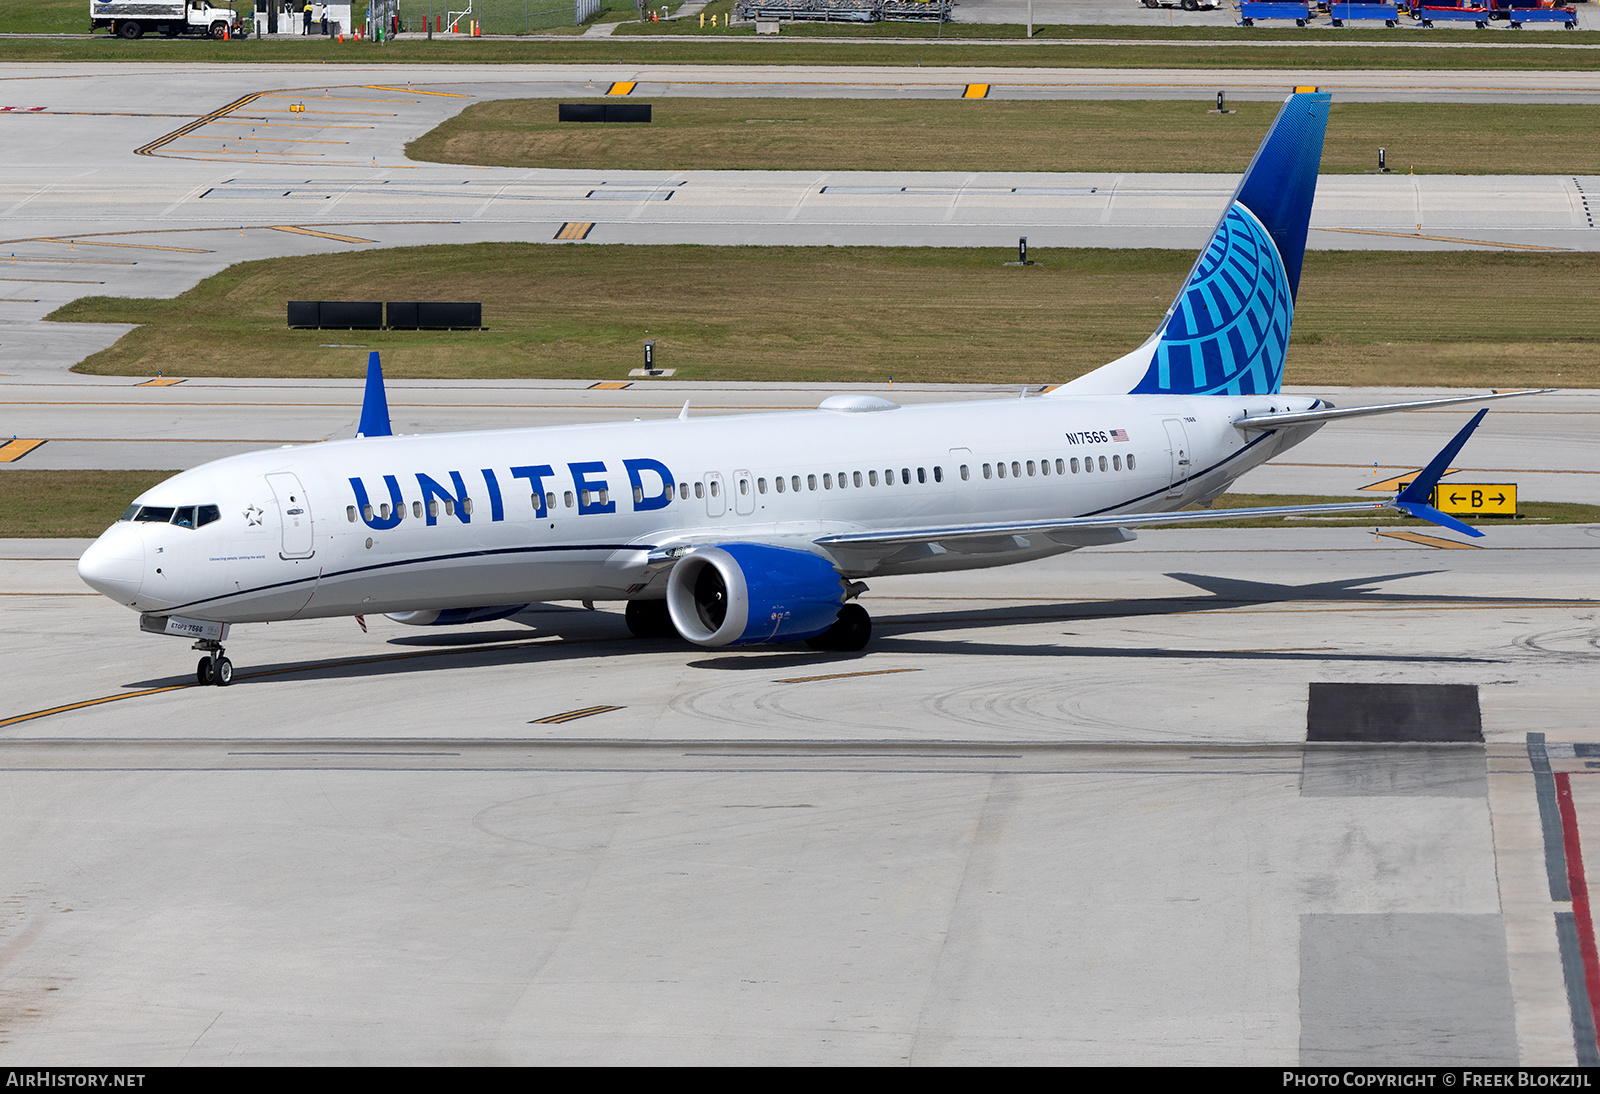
1234, 389, 1550, 432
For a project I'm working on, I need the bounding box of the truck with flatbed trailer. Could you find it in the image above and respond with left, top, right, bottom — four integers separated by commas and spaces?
90, 0, 245, 39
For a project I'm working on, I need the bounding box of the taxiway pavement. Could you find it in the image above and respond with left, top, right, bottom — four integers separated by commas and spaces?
2, 526, 1596, 1063
2, 63, 1599, 381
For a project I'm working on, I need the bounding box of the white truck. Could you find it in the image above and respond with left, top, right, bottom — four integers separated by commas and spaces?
91, 0, 245, 39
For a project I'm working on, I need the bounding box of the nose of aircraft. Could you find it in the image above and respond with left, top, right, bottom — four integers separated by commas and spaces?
78, 524, 145, 605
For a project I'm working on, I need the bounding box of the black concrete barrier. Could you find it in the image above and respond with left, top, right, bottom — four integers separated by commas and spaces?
559, 103, 652, 123
386, 302, 483, 330
287, 301, 383, 330
289, 301, 482, 330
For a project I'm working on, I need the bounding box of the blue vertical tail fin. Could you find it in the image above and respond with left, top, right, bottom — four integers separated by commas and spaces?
1055, 91, 1331, 398
357, 350, 392, 438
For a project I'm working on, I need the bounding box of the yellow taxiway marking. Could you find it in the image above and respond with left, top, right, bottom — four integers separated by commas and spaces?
607, 81, 637, 96
269, 225, 377, 244
136, 377, 186, 387
555, 222, 595, 241
1375, 529, 1484, 550
588, 381, 632, 390
135, 90, 269, 157
0, 276, 102, 284
186, 136, 351, 146
32, 238, 213, 254
0, 637, 574, 730
530, 705, 624, 725
1359, 468, 1461, 493
777, 667, 921, 684
0, 438, 46, 462
1317, 226, 1568, 252
0, 255, 135, 266
963, 83, 990, 99
363, 85, 470, 97
262, 93, 417, 104
0, 685, 193, 729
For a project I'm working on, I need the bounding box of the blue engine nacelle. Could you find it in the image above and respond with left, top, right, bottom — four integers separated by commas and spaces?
385, 605, 529, 626
666, 543, 847, 647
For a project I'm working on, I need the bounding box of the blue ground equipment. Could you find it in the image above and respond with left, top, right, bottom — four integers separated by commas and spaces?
1330, 2, 1399, 24
1239, 1, 1312, 23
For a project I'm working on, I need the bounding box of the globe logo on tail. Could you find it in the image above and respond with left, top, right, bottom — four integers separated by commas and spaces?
1132, 202, 1293, 397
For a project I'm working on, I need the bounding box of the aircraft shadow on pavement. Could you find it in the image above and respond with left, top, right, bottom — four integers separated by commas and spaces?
120, 569, 1525, 689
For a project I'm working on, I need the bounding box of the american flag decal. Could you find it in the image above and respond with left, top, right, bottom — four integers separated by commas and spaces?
1110, 429, 1129, 442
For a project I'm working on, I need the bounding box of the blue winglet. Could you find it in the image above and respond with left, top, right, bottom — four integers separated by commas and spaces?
1393, 409, 1490, 538
357, 350, 392, 438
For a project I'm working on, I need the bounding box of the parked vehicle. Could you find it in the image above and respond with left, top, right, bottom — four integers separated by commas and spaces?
1141, 1, 1219, 10
91, 0, 245, 39
1485, 0, 1580, 25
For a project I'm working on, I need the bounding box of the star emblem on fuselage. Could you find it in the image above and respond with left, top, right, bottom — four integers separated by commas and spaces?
244, 505, 264, 526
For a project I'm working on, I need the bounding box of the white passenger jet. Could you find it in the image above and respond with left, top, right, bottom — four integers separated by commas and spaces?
79, 91, 1538, 685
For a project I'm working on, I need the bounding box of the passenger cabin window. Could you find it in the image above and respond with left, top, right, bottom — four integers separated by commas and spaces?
791, 476, 801, 492
758, 478, 767, 494
1113, 455, 1122, 471
694, 482, 704, 499
960, 465, 970, 481
775, 477, 786, 494
1128, 455, 1137, 470
807, 475, 817, 491
347, 505, 357, 522
1099, 456, 1108, 472
564, 491, 575, 508
901, 468, 911, 484
983, 464, 992, 480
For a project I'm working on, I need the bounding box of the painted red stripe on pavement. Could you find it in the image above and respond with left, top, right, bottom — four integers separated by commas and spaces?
1556, 770, 1600, 1057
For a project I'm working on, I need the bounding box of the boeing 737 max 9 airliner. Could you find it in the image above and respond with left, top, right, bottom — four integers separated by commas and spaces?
78, 91, 1542, 685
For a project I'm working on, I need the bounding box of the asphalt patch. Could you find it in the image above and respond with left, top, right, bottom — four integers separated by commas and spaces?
1306, 683, 1482, 743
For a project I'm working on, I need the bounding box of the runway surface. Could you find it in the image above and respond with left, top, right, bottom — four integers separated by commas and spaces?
1, 60, 1598, 1064
2, 63, 1598, 380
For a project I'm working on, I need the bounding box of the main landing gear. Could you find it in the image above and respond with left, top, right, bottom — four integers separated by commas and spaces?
806, 603, 872, 653
194, 639, 233, 686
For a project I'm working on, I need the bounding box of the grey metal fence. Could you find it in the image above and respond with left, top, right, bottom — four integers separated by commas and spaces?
402, 0, 605, 32
733, 0, 950, 21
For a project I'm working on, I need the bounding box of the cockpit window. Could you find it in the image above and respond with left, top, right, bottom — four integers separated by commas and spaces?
197, 505, 221, 527
171, 506, 196, 529
119, 503, 141, 522
135, 506, 175, 523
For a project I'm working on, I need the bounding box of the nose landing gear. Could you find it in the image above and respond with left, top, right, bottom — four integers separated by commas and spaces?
193, 639, 233, 686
